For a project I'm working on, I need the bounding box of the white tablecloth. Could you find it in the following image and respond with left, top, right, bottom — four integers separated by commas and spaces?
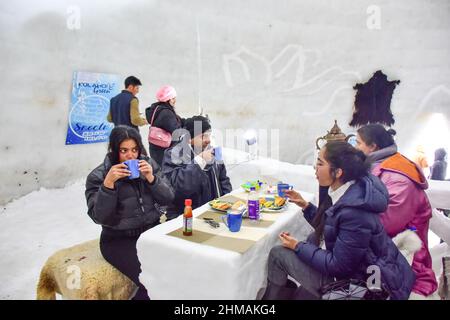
426, 180, 450, 210
137, 190, 315, 300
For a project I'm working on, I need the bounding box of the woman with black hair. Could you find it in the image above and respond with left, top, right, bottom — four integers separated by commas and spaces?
356, 124, 438, 298
85, 125, 175, 300
262, 141, 415, 300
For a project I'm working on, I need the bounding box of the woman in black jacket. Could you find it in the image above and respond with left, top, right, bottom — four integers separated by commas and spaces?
145, 85, 184, 166
85, 125, 175, 300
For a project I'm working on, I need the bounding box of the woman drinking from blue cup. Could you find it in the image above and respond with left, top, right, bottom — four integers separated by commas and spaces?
261, 141, 415, 300
123, 159, 140, 179
85, 125, 174, 300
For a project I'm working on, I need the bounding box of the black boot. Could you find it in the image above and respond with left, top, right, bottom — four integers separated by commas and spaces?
261, 280, 297, 300
131, 285, 150, 300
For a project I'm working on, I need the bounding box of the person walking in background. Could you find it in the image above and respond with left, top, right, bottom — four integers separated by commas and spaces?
429, 148, 449, 220
145, 85, 184, 166
107, 76, 147, 130
429, 148, 448, 181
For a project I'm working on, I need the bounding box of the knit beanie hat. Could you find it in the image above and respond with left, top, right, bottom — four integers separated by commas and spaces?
183, 115, 211, 138
156, 85, 177, 102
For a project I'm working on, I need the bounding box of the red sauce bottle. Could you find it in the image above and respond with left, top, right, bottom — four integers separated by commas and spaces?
183, 199, 193, 236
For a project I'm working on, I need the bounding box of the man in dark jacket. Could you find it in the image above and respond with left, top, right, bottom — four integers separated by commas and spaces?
107, 76, 148, 130
162, 115, 232, 220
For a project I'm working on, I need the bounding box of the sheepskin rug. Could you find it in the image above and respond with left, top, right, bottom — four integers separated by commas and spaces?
36, 239, 137, 300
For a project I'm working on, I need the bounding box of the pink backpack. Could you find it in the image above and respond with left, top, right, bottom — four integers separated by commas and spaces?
148, 106, 172, 148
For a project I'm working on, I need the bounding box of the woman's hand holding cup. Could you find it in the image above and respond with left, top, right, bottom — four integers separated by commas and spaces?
139, 160, 155, 184
200, 148, 214, 163
284, 190, 309, 209
104, 163, 130, 189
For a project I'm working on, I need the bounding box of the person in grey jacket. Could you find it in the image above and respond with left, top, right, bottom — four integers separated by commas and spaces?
430, 148, 447, 181
85, 125, 174, 300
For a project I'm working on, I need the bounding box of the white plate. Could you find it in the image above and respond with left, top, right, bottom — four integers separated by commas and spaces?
259, 197, 289, 212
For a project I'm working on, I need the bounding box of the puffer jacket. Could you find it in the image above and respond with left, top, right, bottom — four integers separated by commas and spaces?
145, 102, 184, 165
296, 174, 415, 300
85, 154, 175, 232
145, 102, 183, 135
370, 149, 438, 296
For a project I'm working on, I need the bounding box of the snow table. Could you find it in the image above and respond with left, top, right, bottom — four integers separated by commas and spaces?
426, 180, 450, 210
137, 189, 315, 299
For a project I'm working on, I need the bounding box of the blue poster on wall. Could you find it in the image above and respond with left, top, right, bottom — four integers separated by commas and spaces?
65, 71, 120, 145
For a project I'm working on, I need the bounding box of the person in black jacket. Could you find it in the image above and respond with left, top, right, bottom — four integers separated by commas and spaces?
145, 85, 184, 166
162, 115, 232, 220
85, 125, 174, 300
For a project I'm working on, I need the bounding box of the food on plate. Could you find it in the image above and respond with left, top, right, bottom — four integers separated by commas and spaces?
274, 196, 286, 207
258, 196, 287, 210
231, 200, 246, 211
209, 200, 232, 211
264, 201, 274, 208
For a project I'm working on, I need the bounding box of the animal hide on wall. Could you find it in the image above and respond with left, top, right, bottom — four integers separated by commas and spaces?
349, 70, 400, 127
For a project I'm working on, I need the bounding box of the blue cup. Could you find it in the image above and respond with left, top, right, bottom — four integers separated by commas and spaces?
277, 183, 293, 197
221, 211, 243, 232
213, 146, 223, 162
124, 159, 140, 179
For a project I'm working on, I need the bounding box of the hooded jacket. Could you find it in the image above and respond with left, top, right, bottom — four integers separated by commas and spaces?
297, 174, 415, 300
430, 148, 447, 181
369, 145, 437, 296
